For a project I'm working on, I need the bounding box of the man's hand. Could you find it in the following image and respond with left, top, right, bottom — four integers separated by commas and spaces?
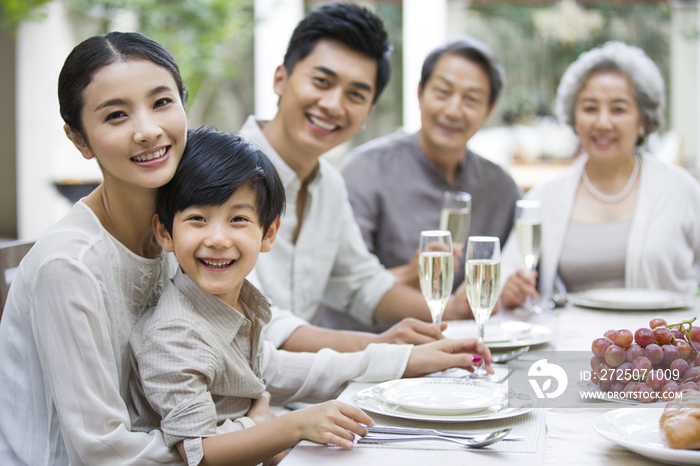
389, 248, 420, 289
375, 318, 446, 345
403, 338, 493, 378
442, 282, 473, 320
501, 270, 538, 309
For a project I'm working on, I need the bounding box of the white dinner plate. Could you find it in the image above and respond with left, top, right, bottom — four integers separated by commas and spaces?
353, 385, 537, 423
593, 408, 700, 465
570, 288, 693, 311
443, 320, 552, 349
370, 378, 508, 415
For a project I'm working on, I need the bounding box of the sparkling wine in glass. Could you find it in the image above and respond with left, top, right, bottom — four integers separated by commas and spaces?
465, 236, 501, 379
418, 230, 454, 325
515, 200, 542, 313
439, 191, 471, 253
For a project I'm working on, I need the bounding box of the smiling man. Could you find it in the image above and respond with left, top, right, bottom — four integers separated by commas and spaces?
239, 3, 474, 353
340, 36, 521, 296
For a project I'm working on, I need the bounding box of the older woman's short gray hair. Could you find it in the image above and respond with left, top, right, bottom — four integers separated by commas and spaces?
555, 41, 665, 146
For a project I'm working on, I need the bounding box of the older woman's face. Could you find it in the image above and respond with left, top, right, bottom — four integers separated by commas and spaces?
574, 72, 643, 163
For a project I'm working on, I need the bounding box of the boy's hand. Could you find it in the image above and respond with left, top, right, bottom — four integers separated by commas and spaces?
246, 391, 276, 425
375, 318, 447, 346
292, 400, 374, 449
403, 338, 493, 378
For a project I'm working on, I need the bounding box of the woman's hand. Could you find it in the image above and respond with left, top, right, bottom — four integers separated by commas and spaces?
290, 401, 374, 449
403, 338, 493, 377
501, 270, 539, 309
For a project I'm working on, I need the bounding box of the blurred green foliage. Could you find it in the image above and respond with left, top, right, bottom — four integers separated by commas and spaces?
65, 0, 254, 102
0, 0, 54, 31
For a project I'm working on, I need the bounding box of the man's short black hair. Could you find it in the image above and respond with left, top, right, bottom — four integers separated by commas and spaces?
283, 2, 391, 103
156, 126, 286, 237
420, 36, 505, 107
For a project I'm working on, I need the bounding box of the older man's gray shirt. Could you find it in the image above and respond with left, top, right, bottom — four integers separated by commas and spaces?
341, 131, 521, 287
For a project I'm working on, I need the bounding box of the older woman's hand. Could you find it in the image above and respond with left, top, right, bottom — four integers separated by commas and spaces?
501, 270, 539, 309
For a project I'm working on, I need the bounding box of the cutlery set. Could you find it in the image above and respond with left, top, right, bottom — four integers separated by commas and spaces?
359, 427, 515, 448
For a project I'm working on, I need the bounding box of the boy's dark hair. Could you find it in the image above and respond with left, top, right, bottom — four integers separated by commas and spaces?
156, 126, 286, 237
59, 31, 187, 137
420, 36, 505, 107
283, 2, 391, 103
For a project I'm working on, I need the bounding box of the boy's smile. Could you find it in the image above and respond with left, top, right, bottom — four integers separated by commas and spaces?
154, 186, 278, 308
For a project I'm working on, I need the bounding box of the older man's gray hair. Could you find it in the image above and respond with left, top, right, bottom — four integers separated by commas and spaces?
555, 41, 665, 146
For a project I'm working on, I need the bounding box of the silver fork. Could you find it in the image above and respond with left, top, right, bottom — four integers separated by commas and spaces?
359, 428, 511, 448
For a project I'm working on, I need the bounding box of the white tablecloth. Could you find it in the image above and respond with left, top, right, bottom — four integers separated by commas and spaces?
280, 296, 700, 465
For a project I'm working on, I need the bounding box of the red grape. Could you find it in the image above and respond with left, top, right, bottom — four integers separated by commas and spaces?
690, 327, 700, 344
613, 329, 634, 348
611, 381, 626, 392
616, 362, 633, 382
634, 328, 655, 348
660, 382, 682, 401
625, 343, 644, 363
650, 318, 668, 329
592, 337, 614, 358
673, 340, 691, 360
631, 356, 652, 379
603, 329, 616, 340
605, 345, 626, 367
654, 327, 674, 346
591, 356, 603, 372
671, 329, 685, 340
684, 367, 700, 384
683, 381, 700, 391
647, 369, 667, 391
670, 358, 689, 380
637, 383, 656, 403
624, 381, 639, 393
662, 344, 681, 366
645, 343, 663, 365
599, 379, 613, 392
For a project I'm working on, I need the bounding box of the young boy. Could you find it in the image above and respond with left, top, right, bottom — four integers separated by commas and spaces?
129, 126, 488, 466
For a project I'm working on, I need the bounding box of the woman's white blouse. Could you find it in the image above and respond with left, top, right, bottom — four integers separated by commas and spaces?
0, 201, 183, 466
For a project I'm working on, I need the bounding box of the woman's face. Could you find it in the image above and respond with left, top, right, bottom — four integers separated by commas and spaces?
70, 59, 187, 190
574, 72, 644, 164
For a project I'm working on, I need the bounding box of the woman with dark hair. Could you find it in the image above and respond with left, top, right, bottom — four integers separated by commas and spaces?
501, 42, 700, 308
0, 32, 190, 465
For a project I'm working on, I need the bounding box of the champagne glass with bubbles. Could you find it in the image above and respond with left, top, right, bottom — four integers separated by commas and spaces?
439, 191, 471, 258
465, 236, 501, 379
515, 200, 542, 314
419, 231, 454, 325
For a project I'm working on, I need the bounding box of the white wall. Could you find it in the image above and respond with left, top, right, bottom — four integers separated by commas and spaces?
402, 0, 447, 132
254, 0, 303, 120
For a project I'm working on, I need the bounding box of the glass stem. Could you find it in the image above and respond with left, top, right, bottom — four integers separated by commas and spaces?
475, 321, 485, 375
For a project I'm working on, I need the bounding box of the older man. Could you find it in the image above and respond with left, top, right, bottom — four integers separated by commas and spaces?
342, 36, 521, 292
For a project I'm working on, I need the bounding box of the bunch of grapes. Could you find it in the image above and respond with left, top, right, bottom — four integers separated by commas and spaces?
590, 317, 700, 403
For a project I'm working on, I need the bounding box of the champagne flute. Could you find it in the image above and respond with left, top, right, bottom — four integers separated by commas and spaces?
439, 191, 471, 255
418, 231, 454, 325
465, 236, 501, 379
514, 200, 543, 314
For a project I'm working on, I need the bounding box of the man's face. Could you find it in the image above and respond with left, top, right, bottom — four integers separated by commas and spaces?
418, 54, 495, 157
273, 39, 377, 158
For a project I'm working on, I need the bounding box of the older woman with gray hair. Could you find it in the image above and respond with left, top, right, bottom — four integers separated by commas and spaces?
500, 41, 700, 309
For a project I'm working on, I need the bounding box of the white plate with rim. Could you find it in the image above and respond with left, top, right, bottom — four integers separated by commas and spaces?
353, 384, 537, 423
593, 408, 700, 465
370, 378, 508, 415
570, 288, 693, 311
443, 320, 553, 349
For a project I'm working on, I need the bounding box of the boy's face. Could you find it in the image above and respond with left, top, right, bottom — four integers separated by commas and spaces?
273, 39, 377, 159
154, 186, 279, 308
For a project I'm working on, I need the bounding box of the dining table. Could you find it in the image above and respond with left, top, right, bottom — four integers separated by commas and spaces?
279, 293, 700, 466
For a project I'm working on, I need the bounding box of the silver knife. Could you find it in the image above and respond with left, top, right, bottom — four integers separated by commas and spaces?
367, 426, 523, 441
